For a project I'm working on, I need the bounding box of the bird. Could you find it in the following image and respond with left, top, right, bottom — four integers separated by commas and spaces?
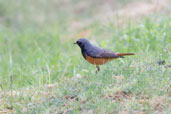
74, 38, 135, 72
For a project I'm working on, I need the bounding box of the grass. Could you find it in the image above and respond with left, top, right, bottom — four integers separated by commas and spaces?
0, 16, 170, 113
0, 0, 171, 113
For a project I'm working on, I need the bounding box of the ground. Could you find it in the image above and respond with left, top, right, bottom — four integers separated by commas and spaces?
0, 0, 171, 113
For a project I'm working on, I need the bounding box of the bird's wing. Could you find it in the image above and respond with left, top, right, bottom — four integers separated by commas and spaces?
87, 47, 120, 58
98, 49, 120, 58
98, 51, 120, 58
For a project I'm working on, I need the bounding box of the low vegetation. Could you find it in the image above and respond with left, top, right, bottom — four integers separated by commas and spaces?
0, 0, 170, 113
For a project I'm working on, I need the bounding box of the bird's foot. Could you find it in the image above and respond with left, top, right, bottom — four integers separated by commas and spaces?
96, 66, 100, 73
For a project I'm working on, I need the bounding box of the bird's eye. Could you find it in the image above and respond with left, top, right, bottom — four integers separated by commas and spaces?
77, 41, 83, 47
77, 41, 81, 45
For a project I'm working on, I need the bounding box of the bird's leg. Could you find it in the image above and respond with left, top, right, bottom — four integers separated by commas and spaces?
96, 66, 100, 72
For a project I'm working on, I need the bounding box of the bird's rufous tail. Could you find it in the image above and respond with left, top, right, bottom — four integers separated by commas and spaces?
117, 53, 135, 57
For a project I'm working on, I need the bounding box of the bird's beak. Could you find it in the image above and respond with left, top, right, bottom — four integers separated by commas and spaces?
74, 42, 77, 44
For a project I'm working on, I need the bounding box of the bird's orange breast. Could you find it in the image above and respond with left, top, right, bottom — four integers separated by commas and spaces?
85, 55, 117, 65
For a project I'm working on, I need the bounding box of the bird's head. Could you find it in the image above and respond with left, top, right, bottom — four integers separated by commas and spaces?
74, 38, 91, 49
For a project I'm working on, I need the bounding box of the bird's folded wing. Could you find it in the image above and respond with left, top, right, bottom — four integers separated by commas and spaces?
97, 52, 120, 58
85, 46, 120, 58
88, 49, 120, 58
